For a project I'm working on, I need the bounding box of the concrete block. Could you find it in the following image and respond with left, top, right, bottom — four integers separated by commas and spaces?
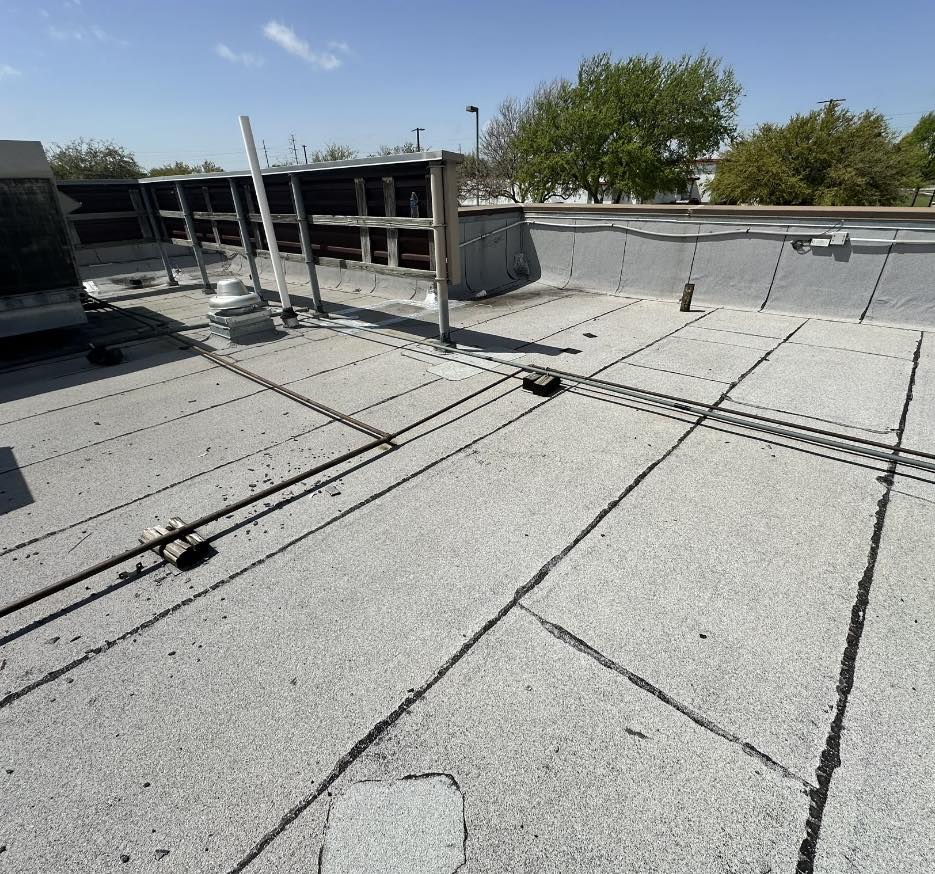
619, 220, 698, 300
320, 776, 465, 874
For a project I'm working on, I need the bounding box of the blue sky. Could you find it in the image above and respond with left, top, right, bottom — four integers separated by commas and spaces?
2, 0, 933, 171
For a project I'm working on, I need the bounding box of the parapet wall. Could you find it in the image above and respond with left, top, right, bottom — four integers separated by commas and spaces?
455, 204, 935, 329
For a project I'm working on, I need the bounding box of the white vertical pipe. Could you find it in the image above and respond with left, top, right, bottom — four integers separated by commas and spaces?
238, 115, 294, 316
429, 164, 451, 342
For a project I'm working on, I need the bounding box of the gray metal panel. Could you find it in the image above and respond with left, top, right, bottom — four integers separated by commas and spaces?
764, 227, 896, 320
0, 140, 53, 179
619, 220, 698, 300
0, 290, 86, 338
689, 225, 786, 310
136, 150, 462, 185
525, 222, 573, 288
567, 223, 625, 294
862, 230, 935, 330
463, 216, 512, 294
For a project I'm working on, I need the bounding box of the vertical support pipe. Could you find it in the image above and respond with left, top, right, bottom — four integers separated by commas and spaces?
229, 178, 264, 300
135, 186, 178, 287
289, 174, 324, 313
474, 110, 480, 206
429, 164, 451, 343
238, 114, 296, 324
175, 182, 212, 291
202, 186, 221, 246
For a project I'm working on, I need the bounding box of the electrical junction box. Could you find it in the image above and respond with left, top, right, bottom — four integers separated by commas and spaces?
810, 237, 831, 248
829, 231, 850, 246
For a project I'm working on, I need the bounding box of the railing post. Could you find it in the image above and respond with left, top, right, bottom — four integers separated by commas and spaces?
229, 178, 264, 299
134, 186, 177, 287
289, 173, 324, 313
429, 164, 451, 343
174, 181, 212, 290
383, 176, 399, 267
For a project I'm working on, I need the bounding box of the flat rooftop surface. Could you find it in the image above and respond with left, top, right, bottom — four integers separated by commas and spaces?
1, 276, 933, 873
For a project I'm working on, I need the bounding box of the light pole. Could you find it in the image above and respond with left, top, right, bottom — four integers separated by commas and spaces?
412, 127, 425, 150
465, 105, 479, 204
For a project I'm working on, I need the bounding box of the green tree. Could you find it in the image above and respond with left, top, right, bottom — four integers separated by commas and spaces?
480, 94, 551, 202
369, 142, 420, 156
309, 143, 358, 162
711, 105, 913, 206
46, 138, 144, 180
899, 112, 935, 203
147, 160, 224, 177
514, 53, 740, 203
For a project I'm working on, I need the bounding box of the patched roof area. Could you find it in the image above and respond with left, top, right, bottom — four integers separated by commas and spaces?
2, 273, 934, 872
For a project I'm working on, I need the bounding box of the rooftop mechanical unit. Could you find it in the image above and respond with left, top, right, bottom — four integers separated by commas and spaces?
0, 140, 86, 338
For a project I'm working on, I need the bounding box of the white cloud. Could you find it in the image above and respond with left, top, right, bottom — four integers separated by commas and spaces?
215, 43, 264, 67
49, 25, 84, 40
0, 64, 22, 80
38, 8, 50, 18
48, 23, 128, 45
262, 20, 341, 70
328, 40, 350, 53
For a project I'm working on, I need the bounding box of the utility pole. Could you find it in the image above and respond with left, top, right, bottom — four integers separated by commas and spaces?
817, 97, 846, 111
261, 139, 270, 168
302, 144, 308, 163
412, 127, 425, 150
289, 134, 299, 164
465, 105, 480, 205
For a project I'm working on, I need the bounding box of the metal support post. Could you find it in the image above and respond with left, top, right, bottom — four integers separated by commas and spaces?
238, 114, 297, 325
289, 174, 324, 313
229, 178, 264, 300
429, 164, 451, 343
174, 182, 212, 290
135, 186, 178, 287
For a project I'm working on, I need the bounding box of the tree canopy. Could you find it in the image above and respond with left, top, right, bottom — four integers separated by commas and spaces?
147, 160, 224, 177
46, 138, 144, 180
369, 142, 421, 156
512, 52, 740, 203
710, 105, 913, 206
309, 143, 358, 162
900, 111, 935, 186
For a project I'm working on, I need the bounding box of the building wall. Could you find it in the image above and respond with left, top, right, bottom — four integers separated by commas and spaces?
455, 204, 935, 329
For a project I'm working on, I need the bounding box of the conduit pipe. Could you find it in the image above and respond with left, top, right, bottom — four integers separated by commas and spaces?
238, 115, 297, 325
418, 344, 935, 474
87, 296, 391, 442
457, 218, 935, 249
0, 371, 517, 621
